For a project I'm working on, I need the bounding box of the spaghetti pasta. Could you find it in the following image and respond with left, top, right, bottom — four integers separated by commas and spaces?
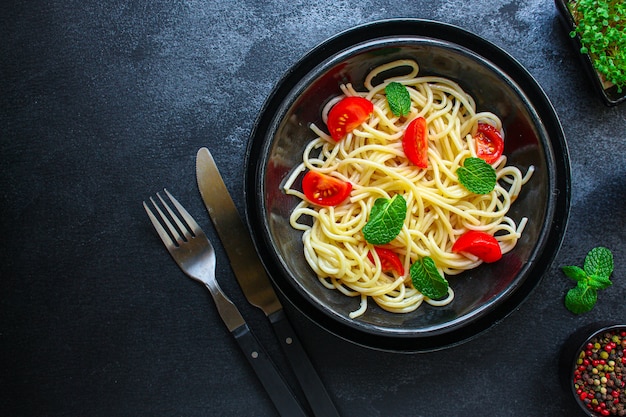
283, 59, 534, 319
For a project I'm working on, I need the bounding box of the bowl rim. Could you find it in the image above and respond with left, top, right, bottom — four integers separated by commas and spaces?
244, 18, 572, 352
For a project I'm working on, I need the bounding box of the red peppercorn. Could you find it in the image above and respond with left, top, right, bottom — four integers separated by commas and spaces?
580, 392, 588, 400
601, 409, 610, 416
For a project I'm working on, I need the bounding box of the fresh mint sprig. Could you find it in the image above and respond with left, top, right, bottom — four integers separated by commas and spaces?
456, 157, 497, 194
563, 246, 614, 314
410, 256, 449, 300
385, 82, 411, 117
362, 194, 406, 245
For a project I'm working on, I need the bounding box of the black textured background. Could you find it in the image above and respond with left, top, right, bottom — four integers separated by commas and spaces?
1, 1, 625, 416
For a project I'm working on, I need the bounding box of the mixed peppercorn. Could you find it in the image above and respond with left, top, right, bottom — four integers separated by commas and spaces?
573, 329, 626, 416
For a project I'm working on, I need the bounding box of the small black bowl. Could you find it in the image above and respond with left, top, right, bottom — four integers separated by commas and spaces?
560, 323, 626, 416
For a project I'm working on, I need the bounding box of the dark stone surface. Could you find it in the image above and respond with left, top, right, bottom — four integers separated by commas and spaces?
1, 1, 624, 416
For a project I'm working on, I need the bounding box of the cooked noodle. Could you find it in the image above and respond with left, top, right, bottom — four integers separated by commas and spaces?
283, 59, 534, 318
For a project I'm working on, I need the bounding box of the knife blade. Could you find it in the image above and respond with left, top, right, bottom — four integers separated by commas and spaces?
196, 147, 341, 417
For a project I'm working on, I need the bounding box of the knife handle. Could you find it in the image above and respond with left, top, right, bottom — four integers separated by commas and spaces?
269, 309, 341, 417
232, 323, 308, 417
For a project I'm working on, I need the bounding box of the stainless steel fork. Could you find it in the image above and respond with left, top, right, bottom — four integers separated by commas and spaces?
143, 189, 307, 417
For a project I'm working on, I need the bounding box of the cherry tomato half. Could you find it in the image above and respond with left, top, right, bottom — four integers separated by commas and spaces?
367, 247, 405, 276
402, 117, 428, 168
301, 171, 352, 207
326, 96, 374, 141
451, 230, 502, 263
475, 123, 504, 164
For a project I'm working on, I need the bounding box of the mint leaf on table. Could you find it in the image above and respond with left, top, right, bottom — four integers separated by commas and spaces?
565, 282, 597, 315
362, 194, 406, 245
562, 265, 587, 282
584, 246, 614, 278
588, 275, 612, 290
409, 256, 449, 300
385, 82, 411, 117
456, 157, 496, 194
562, 246, 614, 314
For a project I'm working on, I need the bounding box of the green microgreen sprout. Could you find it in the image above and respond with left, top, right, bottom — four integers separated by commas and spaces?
567, 0, 626, 92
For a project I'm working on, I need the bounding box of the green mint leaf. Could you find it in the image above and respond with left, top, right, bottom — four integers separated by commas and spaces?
561, 265, 587, 282
565, 282, 597, 314
588, 274, 613, 290
561, 246, 614, 315
410, 256, 449, 300
385, 82, 411, 117
456, 157, 497, 194
362, 195, 406, 245
583, 246, 614, 278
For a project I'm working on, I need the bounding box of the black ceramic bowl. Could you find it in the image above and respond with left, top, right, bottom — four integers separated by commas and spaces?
560, 323, 626, 416
244, 19, 571, 352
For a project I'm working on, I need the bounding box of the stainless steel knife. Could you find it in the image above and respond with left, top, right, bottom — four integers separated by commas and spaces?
196, 147, 341, 417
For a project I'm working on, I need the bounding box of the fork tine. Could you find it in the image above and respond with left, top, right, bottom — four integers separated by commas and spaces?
143, 200, 176, 248
157, 190, 194, 241
149, 195, 187, 246
163, 188, 204, 237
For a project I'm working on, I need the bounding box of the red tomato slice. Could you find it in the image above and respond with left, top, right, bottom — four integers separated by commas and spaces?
475, 123, 504, 164
451, 230, 502, 263
402, 117, 428, 168
367, 247, 405, 276
302, 171, 352, 206
326, 96, 374, 141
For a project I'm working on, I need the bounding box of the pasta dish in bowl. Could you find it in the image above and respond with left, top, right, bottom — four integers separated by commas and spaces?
244, 19, 570, 352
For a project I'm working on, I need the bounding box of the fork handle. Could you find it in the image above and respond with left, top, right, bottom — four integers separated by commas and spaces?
269, 309, 341, 417
232, 323, 308, 417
